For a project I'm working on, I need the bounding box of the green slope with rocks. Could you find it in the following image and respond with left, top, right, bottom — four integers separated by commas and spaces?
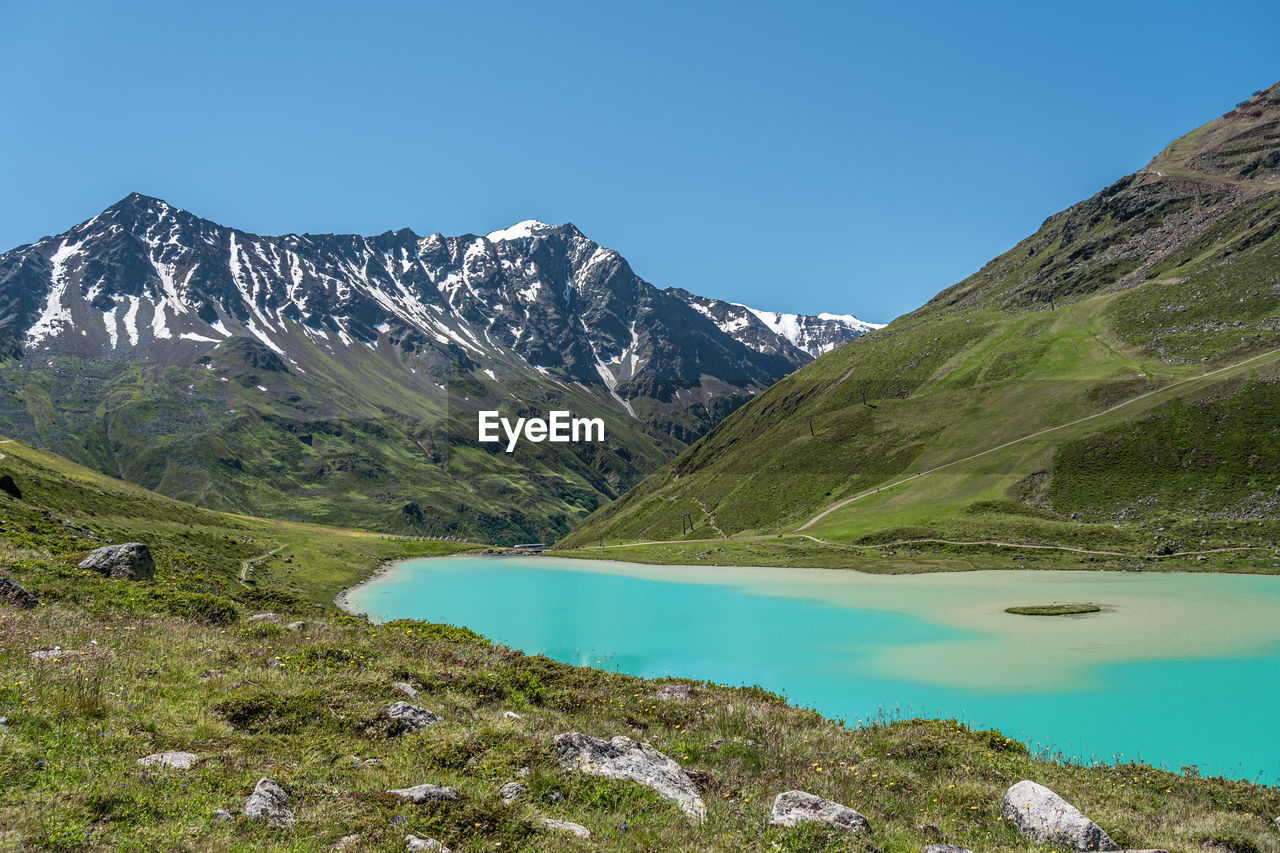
3, 331, 681, 548
2, 405, 1279, 851
560, 83, 1280, 564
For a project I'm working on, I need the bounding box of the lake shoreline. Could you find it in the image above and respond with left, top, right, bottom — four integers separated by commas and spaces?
339, 554, 1280, 781
334, 559, 402, 615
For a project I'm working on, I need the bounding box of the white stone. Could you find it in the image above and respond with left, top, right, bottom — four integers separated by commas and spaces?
137, 751, 199, 770
540, 818, 591, 838
769, 790, 869, 832
243, 778, 294, 828
1001, 780, 1118, 851
554, 732, 705, 821
384, 701, 441, 732
387, 784, 460, 803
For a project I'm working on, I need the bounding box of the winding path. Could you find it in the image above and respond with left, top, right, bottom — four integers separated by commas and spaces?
238, 545, 285, 587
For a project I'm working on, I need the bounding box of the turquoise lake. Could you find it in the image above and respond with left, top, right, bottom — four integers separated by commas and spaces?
344, 556, 1280, 782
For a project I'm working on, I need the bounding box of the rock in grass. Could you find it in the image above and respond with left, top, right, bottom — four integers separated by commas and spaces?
540, 818, 591, 838
212, 809, 233, 822
387, 783, 460, 803
769, 790, 870, 832
333, 835, 361, 850
405, 835, 450, 852
554, 732, 705, 821
286, 620, 306, 631
243, 777, 294, 828
656, 682, 692, 702
30, 647, 78, 662
392, 681, 421, 699
0, 577, 38, 609
78, 543, 154, 581
246, 613, 279, 623
499, 781, 525, 804
137, 751, 199, 770
384, 701, 441, 733
1001, 780, 1118, 851
924, 846, 975, 853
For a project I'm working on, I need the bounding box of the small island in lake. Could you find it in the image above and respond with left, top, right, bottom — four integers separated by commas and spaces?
1005, 603, 1103, 616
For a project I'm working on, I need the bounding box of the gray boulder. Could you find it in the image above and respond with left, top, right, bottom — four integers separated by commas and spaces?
0, 577, 38, 609
212, 809, 233, 822
78, 543, 154, 581
656, 683, 692, 702
392, 681, 421, 699
387, 784, 460, 803
499, 781, 525, 804
286, 620, 306, 631
924, 846, 974, 853
137, 751, 199, 770
243, 777, 294, 828
540, 818, 591, 838
769, 790, 870, 832
1001, 780, 1118, 851
30, 647, 79, 662
384, 701, 441, 732
246, 613, 279, 623
405, 835, 450, 852
554, 732, 705, 821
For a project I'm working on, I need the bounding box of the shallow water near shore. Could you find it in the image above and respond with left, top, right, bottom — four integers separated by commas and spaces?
345, 556, 1280, 782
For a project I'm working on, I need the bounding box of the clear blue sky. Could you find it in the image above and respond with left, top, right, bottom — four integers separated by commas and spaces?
2, 1, 1276, 322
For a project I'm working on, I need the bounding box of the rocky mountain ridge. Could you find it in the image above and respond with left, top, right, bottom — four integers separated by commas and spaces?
1, 195, 876, 405
0, 195, 877, 541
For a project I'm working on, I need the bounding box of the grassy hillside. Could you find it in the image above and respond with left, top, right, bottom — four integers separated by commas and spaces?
0, 333, 682, 546
0, 435, 476, 610
560, 83, 1280, 564
2, 430, 1278, 851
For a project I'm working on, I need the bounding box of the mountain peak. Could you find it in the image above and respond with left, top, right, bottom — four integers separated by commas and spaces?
485, 220, 560, 242
1144, 81, 1280, 183
110, 192, 171, 211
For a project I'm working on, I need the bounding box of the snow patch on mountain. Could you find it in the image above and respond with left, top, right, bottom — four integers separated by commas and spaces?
27, 239, 83, 346
0, 196, 879, 437
744, 306, 883, 356
486, 220, 554, 243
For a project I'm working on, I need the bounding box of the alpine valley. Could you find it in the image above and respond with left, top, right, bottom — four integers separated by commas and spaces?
563, 82, 1280, 566
0, 198, 877, 543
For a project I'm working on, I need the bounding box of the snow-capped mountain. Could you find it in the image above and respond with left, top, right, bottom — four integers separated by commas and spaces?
672, 289, 881, 358
1, 195, 874, 402
0, 194, 879, 542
